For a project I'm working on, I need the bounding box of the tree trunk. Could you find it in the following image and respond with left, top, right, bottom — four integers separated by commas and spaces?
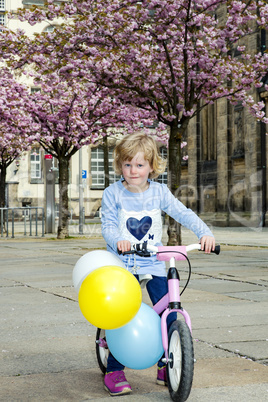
0, 163, 7, 229
0, 163, 7, 209
103, 135, 110, 189
167, 123, 182, 245
57, 157, 70, 239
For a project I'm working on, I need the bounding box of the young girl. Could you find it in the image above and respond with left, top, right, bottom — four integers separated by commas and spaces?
101, 133, 215, 396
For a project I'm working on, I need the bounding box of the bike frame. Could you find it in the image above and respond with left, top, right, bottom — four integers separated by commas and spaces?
146, 243, 202, 363
96, 243, 213, 365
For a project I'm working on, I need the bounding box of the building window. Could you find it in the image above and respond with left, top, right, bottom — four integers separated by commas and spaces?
108, 149, 121, 184
91, 147, 120, 189
156, 147, 168, 184
31, 87, 41, 94
0, 0, 5, 27
22, 0, 44, 6
201, 104, 216, 161
22, 0, 66, 7
30, 148, 42, 179
91, 147, 104, 188
44, 25, 56, 32
22, 201, 31, 217
0, 13, 5, 26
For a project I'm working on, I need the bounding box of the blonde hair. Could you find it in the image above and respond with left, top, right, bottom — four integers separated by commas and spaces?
113, 133, 167, 179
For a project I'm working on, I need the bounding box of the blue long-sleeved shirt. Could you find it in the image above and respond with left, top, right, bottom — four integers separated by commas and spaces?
101, 179, 214, 276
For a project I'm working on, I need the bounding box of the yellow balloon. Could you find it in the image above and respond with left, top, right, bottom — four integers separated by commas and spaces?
78, 265, 142, 329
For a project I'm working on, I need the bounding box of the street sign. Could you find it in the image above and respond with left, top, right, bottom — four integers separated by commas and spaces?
44, 154, 53, 160
82, 170, 87, 179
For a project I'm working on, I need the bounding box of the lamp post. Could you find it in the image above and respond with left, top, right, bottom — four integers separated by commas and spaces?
259, 29, 267, 227
44, 154, 55, 233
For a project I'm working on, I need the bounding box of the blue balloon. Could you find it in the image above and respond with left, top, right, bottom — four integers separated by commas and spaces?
106, 302, 164, 370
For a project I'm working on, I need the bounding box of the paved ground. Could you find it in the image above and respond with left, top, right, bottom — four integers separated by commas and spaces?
0, 225, 267, 401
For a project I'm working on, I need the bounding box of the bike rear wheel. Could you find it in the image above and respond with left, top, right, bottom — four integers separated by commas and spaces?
166, 320, 194, 402
96, 328, 109, 374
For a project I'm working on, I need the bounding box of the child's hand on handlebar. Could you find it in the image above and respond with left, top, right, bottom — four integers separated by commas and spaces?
117, 240, 131, 254
200, 236, 215, 254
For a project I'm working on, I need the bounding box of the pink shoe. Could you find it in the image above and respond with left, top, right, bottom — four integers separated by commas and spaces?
157, 366, 167, 386
104, 371, 132, 396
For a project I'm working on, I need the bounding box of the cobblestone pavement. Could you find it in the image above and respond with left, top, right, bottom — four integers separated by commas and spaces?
0, 226, 267, 401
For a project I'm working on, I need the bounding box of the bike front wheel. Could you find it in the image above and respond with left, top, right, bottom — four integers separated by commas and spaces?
95, 328, 109, 374
166, 320, 194, 402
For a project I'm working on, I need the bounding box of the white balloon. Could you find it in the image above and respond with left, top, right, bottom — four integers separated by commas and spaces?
72, 250, 126, 292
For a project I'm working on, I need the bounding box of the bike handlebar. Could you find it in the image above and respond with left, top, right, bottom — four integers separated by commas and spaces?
118, 242, 220, 257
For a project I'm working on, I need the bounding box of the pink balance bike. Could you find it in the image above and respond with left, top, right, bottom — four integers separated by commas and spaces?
96, 242, 220, 402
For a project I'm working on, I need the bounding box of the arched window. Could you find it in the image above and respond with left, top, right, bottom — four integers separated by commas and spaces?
44, 25, 56, 33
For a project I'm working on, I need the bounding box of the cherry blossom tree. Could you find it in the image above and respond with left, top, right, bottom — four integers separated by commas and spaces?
28, 70, 156, 238
0, 68, 35, 210
2, 0, 268, 243
1, 22, 164, 239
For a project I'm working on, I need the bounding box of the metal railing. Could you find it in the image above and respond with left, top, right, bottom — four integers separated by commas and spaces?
0, 207, 45, 238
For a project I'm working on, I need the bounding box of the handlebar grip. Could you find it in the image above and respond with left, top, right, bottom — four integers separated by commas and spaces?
117, 248, 134, 256
212, 245, 220, 255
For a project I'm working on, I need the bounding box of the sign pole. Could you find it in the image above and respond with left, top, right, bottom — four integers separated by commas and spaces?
79, 148, 83, 235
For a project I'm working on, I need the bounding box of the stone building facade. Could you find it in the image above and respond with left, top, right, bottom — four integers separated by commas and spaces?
182, 25, 268, 228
